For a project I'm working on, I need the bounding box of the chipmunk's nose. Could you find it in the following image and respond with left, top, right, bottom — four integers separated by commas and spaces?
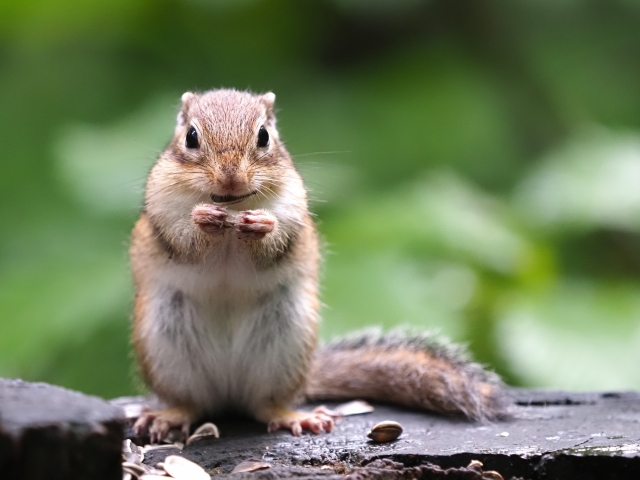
215, 172, 248, 195
210, 165, 253, 203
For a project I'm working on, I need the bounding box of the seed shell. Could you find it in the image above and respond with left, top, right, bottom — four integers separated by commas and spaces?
124, 404, 145, 420
333, 400, 375, 416
367, 420, 403, 443
163, 455, 209, 480
186, 422, 220, 445
142, 444, 180, 453
123, 439, 144, 464
482, 472, 504, 480
231, 461, 272, 473
122, 462, 146, 477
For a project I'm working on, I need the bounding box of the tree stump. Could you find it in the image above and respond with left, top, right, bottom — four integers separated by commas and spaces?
0, 379, 124, 480
118, 389, 640, 480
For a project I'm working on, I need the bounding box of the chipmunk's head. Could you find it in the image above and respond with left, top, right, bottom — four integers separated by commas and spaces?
160, 89, 290, 206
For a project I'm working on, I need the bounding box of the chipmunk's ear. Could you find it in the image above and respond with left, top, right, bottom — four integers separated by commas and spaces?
261, 92, 276, 124
262, 91, 275, 107
181, 91, 195, 104
176, 91, 195, 127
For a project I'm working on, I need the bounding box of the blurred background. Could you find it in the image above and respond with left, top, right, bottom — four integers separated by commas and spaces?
1, 0, 640, 398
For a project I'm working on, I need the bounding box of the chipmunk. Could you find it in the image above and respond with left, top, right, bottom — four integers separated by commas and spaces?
130, 88, 509, 442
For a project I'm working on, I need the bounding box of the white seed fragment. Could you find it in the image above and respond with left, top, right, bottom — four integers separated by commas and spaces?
483, 471, 505, 480
142, 444, 180, 453
333, 400, 375, 416
163, 455, 209, 480
496, 431, 509, 437
123, 439, 144, 464
146, 467, 167, 476
122, 462, 147, 477
231, 461, 272, 473
124, 404, 145, 419
367, 421, 403, 443
186, 422, 220, 445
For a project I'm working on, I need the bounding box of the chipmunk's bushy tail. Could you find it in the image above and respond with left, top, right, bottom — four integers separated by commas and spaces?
306, 329, 511, 421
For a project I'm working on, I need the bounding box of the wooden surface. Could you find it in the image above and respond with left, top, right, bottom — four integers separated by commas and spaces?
0, 379, 124, 480
3, 380, 640, 479
120, 389, 640, 479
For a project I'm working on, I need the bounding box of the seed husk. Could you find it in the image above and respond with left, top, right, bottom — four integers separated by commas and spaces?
142, 444, 180, 453
123, 439, 144, 464
124, 403, 145, 420
186, 422, 220, 445
367, 420, 403, 443
231, 461, 272, 473
122, 462, 146, 477
333, 400, 375, 416
146, 467, 167, 476
482, 472, 504, 480
163, 455, 209, 480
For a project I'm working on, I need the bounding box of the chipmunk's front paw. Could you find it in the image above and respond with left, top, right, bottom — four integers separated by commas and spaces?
236, 209, 276, 240
261, 407, 334, 436
192, 204, 229, 234
133, 407, 197, 444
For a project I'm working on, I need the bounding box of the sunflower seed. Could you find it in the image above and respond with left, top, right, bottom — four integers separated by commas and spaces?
123, 462, 146, 477
333, 400, 375, 416
186, 422, 220, 445
367, 421, 403, 443
231, 461, 271, 473
163, 455, 209, 480
124, 404, 145, 419
146, 467, 167, 476
482, 472, 504, 480
142, 444, 180, 453
123, 439, 144, 464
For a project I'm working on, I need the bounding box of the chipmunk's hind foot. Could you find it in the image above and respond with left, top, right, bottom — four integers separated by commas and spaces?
260, 406, 334, 436
133, 407, 198, 444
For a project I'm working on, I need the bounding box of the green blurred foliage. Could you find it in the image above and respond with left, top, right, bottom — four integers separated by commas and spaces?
2, 0, 640, 397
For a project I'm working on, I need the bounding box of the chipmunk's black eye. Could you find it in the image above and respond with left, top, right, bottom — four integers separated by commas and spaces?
257, 126, 269, 148
185, 126, 199, 149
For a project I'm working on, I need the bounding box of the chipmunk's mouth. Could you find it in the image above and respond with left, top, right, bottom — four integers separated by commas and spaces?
210, 191, 258, 204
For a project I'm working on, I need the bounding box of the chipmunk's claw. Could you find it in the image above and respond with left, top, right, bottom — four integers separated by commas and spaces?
133, 407, 194, 444
192, 204, 229, 234
265, 407, 334, 436
236, 209, 276, 240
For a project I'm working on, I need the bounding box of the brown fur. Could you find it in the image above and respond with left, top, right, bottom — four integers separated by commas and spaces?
307, 331, 510, 421
130, 89, 329, 437
129, 89, 509, 440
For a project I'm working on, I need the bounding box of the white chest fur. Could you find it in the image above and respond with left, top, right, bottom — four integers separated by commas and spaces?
140, 255, 315, 416
139, 169, 316, 415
